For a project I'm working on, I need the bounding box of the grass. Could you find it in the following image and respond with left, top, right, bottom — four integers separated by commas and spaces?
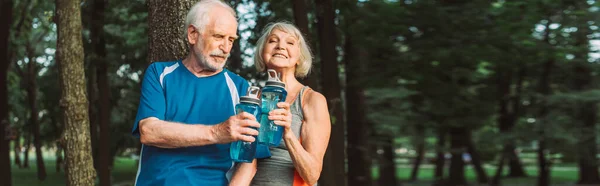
9, 154, 580, 186
10, 156, 137, 186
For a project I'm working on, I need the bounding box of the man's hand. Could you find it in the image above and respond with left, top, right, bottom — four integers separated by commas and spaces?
211, 112, 261, 144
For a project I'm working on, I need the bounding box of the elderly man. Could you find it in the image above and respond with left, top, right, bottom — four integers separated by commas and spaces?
131, 0, 260, 185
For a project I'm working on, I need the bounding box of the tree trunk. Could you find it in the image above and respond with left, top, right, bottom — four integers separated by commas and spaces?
56, 0, 97, 185
0, 0, 13, 185
315, 0, 346, 185
345, 35, 372, 186
466, 131, 488, 183
56, 143, 63, 172
496, 68, 527, 178
410, 126, 425, 181
87, 64, 98, 169
147, 0, 195, 63
14, 132, 22, 167
23, 134, 30, 168
378, 136, 397, 186
491, 151, 506, 186
536, 19, 554, 186
228, 0, 242, 73
26, 54, 47, 181
434, 129, 446, 182
448, 127, 467, 186
91, 0, 111, 185
571, 5, 600, 183
292, 0, 318, 89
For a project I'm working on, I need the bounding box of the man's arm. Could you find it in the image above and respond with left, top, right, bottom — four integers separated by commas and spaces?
139, 112, 260, 148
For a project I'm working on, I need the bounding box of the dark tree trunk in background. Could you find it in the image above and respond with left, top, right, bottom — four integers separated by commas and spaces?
87, 65, 98, 169
315, 0, 346, 185
147, 0, 194, 63
345, 36, 372, 186
56, 143, 63, 172
448, 127, 467, 186
410, 125, 425, 181
496, 68, 527, 178
23, 134, 30, 168
26, 53, 46, 181
0, 0, 13, 185
292, 0, 318, 89
536, 19, 554, 186
572, 8, 600, 183
14, 132, 22, 167
228, 0, 242, 73
378, 136, 397, 186
91, 0, 112, 185
434, 129, 446, 182
466, 131, 488, 183
56, 0, 97, 184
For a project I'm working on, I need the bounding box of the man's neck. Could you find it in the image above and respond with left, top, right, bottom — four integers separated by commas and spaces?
182, 56, 223, 77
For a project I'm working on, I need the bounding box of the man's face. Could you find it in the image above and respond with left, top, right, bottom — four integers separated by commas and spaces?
189, 9, 238, 72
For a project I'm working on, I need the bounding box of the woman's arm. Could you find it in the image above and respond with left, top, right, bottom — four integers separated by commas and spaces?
278, 90, 332, 185
229, 160, 257, 186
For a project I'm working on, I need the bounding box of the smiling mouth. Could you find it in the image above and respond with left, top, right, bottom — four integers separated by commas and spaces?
273, 54, 288, 59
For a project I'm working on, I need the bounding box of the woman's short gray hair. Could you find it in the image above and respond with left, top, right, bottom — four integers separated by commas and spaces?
184, 0, 236, 36
254, 22, 313, 78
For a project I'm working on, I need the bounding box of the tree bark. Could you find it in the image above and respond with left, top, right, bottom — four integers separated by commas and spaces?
26, 53, 47, 180
56, 0, 97, 185
315, 0, 346, 185
91, 0, 111, 185
0, 0, 13, 185
447, 127, 467, 186
378, 136, 397, 186
147, 0, 195, 63
410, 126, 425, 181
345, 35, 372, 186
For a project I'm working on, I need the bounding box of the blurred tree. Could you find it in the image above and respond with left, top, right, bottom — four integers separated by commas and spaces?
56, 0, 97, 185
0, 0, 14, 185
90, 0, 111, 185
314, 0, 346, 185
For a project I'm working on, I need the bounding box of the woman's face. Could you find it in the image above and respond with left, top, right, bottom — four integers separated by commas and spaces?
262, 29, 301, 69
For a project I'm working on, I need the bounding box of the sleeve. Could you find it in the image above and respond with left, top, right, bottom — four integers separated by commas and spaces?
132, 63, 166, 137
239, 78, 250, 97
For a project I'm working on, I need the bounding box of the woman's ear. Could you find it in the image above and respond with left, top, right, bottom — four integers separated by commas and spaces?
187, 26, 199, 45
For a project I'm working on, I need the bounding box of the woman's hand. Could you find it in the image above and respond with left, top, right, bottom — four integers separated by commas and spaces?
269, 102, 293, 137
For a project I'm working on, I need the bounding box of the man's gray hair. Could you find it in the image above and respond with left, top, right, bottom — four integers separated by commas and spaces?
184, 0, 236, 36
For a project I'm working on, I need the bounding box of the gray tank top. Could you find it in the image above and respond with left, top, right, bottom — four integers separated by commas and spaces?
251, 86, 315, 186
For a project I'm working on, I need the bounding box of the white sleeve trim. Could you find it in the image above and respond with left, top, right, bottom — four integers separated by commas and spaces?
224, 72, 239, 113
159, 63, 180, 88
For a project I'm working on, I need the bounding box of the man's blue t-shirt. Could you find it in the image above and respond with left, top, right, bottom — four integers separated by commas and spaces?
132, 60, 249, 186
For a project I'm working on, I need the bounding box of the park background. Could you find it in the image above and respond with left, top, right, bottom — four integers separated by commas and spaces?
2, 0, 600, 186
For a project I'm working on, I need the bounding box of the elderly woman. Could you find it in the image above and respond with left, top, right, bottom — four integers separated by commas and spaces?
229, 22, 331, 186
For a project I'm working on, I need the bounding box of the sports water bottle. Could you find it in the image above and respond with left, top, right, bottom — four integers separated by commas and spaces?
257, 69, 287, 147
230, 86, 262, 163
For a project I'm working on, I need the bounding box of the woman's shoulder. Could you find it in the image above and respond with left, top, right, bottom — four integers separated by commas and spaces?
302, 88, 328, 112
